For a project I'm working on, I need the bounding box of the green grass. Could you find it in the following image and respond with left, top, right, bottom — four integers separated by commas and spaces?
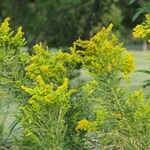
130, 50, 150, 94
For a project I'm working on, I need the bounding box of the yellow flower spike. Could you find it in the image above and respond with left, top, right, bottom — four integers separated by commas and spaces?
21, 85, 33, 95
0, 17, 10, 34
29, 99, 39, 109
107, 23, 113, 31
57, 78, 68, 92
40, 65, 49, 73
36, 75, 45, 85
133, 14, 150, 40
43, 94, 52, 103
76, 119, 93, 132
25, 63, 37, 73
15, 27, 24, 40
74, 23, 135, 78
11, 26, 26, 46
133, 90, 144, 100
33, 43, 44, 54
122, 52, 134, 74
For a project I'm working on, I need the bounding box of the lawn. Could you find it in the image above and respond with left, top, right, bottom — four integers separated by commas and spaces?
130, 50, 150, 94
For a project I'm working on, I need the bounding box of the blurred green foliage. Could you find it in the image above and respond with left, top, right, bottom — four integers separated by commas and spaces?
0, 0, 143, 47
130, 0, 150, 21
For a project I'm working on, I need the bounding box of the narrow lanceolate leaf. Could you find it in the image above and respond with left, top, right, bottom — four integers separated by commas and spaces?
138, 69, 150, 74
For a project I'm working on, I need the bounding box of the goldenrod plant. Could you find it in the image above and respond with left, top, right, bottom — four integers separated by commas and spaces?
0, 18, 29, 149
133, 14, 150, 42
20, 43, 94, 149
133, 14, 150, 88
73, 24, 150, 149
73, 24, 134, 79
0, 18, 29, 100
1, 17, 150, 149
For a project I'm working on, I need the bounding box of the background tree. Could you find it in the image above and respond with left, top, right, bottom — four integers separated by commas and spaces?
0, 0, 145, 47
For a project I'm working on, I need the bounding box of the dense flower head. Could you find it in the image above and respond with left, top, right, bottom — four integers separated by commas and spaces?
0, 17, 10, 34
133, 14, 150, 42
121, 52, 134, 75
76, 119, 93, 132
72, 24, 134, 79
26, 43, 80, 85
21, 76, 73, 108
25, 44, 66, 84
11, 26, 26, 47
0, 18, 26, 48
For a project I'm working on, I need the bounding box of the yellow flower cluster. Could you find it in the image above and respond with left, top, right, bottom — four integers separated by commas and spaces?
0, 17, 25, 47
36, 75, 45, 85
25, 44, 80, 85
57, 78, 68, 92
72, 24, 134, 78
126, 89, 144, 110
40, 65, 49, 73
0, 17, 10, 34
11, 26, 26, 47
33, 43, 46, 54
25, 44, 65, 84
20, 43, 81, 145
122, 52, 134, 75
133, 89, 144, 100
76, 119, 93, 132
133, 14, 150, 42
21, 76, 72, 109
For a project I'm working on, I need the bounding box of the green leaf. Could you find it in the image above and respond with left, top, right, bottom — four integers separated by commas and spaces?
129, 0, 136, 5
138, 69, 150, 74
133, 3, 150, 21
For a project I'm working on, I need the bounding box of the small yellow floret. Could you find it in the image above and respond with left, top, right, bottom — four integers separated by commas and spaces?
76, 119, 93, 132
40, 65, 49, 73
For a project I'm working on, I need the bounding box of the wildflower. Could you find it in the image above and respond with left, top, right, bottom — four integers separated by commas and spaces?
57, 78, 68, 92
36, 75, 45, 85
26, 63, 36, 72
76, 119, 93, 132
43, 94, 52, 103
21, 85, 33, 95
133, 90, 144, 101
122, 52, 134, 74
29, 99, 39, 109
73, 23, 134, 78
33, 43, 44, 54
133, 14, 150, 40
40, 65, 49, 73
0, 17, 10, 34
11, 26, 26, 46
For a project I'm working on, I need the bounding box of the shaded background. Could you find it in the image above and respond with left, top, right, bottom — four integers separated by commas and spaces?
0, 0, 150, 49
